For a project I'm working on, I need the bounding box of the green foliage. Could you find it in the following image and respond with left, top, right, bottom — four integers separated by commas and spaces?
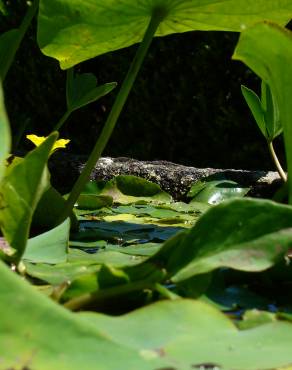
1, 1, 292, 368
66, 71, 117, 113
54, 70, 117, 131
23, 218, 70, 264
3, 260, 292, 369
187, 174, 250, 205
37, 0, 292, 68
0, 0, 38, 80
234, 22, 292, 201
0, 132, 57, 262
242, 79, 282, 143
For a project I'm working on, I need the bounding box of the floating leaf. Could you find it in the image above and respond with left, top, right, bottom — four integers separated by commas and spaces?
76, 194, 113, 210
188, 175, 249, 205
99, 175, 172, 204
24, 260, 102, 285
38, 0, 292, 68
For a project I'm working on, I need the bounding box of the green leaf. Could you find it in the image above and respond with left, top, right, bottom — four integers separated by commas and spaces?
241, 85, 267, 138
233, 22, 292, 202
24, 260, 102, 285
99, 175, 172, 204
238, 309, 276, 330
32, 186, 78, 231
66, 71, 117, 112
148, 198, 292, 282
188, 176, 249, 205
76, 194, 113, 210
261, 81, 282, 140
37, 0, 292, 69
2, 261, 292, 369
23, 218, 70, 264
0, 132, 58, 261
68, 248, 145, 267
0, 82, 11, 184
0, 29, 21, 80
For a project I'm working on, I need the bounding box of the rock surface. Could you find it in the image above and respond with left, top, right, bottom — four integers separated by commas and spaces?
49, 154, 282, 200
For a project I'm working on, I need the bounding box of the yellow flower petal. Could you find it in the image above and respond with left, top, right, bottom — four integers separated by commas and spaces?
26, 134, 46, 147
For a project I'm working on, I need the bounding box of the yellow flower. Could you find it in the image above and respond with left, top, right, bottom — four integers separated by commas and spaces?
26, 134, 70, 154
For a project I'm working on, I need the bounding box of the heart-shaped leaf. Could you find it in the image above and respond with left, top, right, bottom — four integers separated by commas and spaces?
37, 0, 292, 68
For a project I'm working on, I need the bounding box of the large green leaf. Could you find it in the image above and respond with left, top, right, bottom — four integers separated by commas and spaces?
0, 133, 58, 261
0, 83, 11, 184
233, 22, 292, 202
2, 261, 292, 369
37, 0, 292, 69
148, 198, 292, 282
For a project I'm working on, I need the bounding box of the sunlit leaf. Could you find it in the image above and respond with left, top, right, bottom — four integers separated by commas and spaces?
38, 0, 292, 68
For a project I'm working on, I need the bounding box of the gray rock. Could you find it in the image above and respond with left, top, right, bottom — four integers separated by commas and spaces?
49, 154, 282, 200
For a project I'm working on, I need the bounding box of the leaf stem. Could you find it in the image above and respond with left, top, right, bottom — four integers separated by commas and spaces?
53, 110, 71, 131
154, 283, 180, 300
57, 10, 165, 224
268, 140, 287, 182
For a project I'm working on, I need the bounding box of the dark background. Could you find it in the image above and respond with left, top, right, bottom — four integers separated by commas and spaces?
0, 1, 287, 170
